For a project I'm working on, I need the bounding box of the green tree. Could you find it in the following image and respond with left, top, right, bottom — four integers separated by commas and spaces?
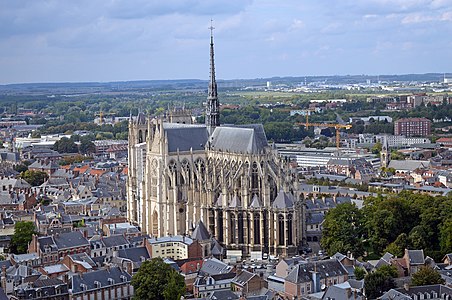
11, 221, 37, 254
371, 141, 382, 154
20, 170, 49, 186
131, 258, 185, 300
321, 203, 364, 257
440, 219, 452, 254
79, 139, 95, 154
384, 233, 408, 257
53, 137, 78, 153
411, 266, 445, 286
354, 266, 366, 280
377, 265, 398, 279
364, 271, 396, 299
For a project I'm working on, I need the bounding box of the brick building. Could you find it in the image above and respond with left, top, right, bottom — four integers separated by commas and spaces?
394, 118, 432, 137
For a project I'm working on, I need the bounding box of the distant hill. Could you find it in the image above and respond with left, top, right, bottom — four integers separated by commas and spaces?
0, 73, 449, 95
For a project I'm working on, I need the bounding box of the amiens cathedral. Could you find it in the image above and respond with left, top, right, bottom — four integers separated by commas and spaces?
127, 30, 304, 256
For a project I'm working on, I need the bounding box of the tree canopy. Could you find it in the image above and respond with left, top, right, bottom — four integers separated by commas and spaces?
320, 192, 452, 261
20, 170, 49, 186
131, 258, 185, 300
11, 221, 37, 254
411, 266, 445, 286
321, 202, 364, 257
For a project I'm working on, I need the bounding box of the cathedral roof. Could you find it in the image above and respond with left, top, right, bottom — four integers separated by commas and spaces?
191, 220, 210, 241
136, 112, 146, 125
250, 194, 262, 208
210, 124, 268, 154
272, 190, 294, 209
229, 195, 241, 208
162, 123, 209, 153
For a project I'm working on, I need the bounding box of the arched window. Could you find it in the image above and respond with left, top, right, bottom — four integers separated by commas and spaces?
238, 213, 244, 244
230, 213, 236, 244
278, 214, 285, 246
217, 211, 224, 242
287, 214, 293, 245
253, 213, 260, 244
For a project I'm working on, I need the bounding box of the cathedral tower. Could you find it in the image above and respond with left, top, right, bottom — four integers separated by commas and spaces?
205, 21, 220, 136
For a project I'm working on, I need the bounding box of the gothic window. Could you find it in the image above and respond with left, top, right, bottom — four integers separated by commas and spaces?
152, 211, 159, 236
263, 211, 268, 247
230, 213, 236, 244
238, 213, 244, 244
251, 162, 259, 190
217, 211, 224, 242
247, 214, 251, 245
138, 130, 143, 143
287, 214, 293, 246
253, 213, 260, 243
278, 214, 285, 246
168, 160, 177, 173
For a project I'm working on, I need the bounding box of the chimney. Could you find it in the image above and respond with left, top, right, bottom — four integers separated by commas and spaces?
311, 270, 321, 293
404, 283, 410, 292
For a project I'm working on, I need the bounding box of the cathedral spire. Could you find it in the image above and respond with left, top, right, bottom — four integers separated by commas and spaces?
206, 19, 220, 136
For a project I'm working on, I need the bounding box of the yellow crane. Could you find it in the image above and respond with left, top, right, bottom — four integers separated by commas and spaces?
94, 111, 115, 125
296, 110, 352, 148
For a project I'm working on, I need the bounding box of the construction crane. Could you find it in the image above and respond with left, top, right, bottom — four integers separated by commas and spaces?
296, 110, 352, 148
94, 111, 115, 125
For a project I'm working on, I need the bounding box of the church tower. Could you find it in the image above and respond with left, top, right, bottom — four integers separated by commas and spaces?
380, 135, 389, 168
205, 21, 220, 136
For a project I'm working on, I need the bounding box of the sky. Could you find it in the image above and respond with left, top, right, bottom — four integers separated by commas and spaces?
1, 0, 452, 84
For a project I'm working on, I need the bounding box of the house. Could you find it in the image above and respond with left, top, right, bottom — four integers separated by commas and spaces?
28, 231, 90, 266
61, 253, 97, 274
403, 249, 425, 275
28, 160, 60, 175
69, 267, 133, 300
13, 278, 68, 300
145, 235, 203, 260
284, 259, 348, 299
90, 235, 130, 260
380, 284, 452, 300
231, 270, 265, 296
319, 280, 365, 300
193, 257, 235, 298
110, 246, 151, 274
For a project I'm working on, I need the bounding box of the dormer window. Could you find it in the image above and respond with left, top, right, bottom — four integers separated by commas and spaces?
94, 281, 101, 288
107, 278, 115, 285
80, 283, 87, 291
120, 275, 127, 283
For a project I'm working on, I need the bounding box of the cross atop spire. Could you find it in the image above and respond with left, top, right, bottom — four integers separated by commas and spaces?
209, 19, 215, 41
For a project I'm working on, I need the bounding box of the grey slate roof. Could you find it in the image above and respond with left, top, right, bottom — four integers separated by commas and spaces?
380, 285, 452, 300
272, 190, 294, 209
250, 194, 262, 208
191, 220, 210, 241
71, 266, 131, 294
210, 124, 268, 154
229, 195, 241, 208
53, 231, 89, 250
232, 270, 256, 286
285, 259, 348, 284
200, 257, 233, 276
117, 246, 150, 262
406, 249, 425, 265
209, 290, 239, 300
102, 235, 130, 248
163, 123, 209, 153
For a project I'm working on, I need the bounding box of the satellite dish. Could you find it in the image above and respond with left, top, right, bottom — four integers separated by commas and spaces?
321, 284, 327, 291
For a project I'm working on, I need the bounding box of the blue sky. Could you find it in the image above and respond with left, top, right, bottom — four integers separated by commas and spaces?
1, 0, 451, 84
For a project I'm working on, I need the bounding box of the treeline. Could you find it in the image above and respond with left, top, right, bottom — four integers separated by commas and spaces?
321, 192, 452, 262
